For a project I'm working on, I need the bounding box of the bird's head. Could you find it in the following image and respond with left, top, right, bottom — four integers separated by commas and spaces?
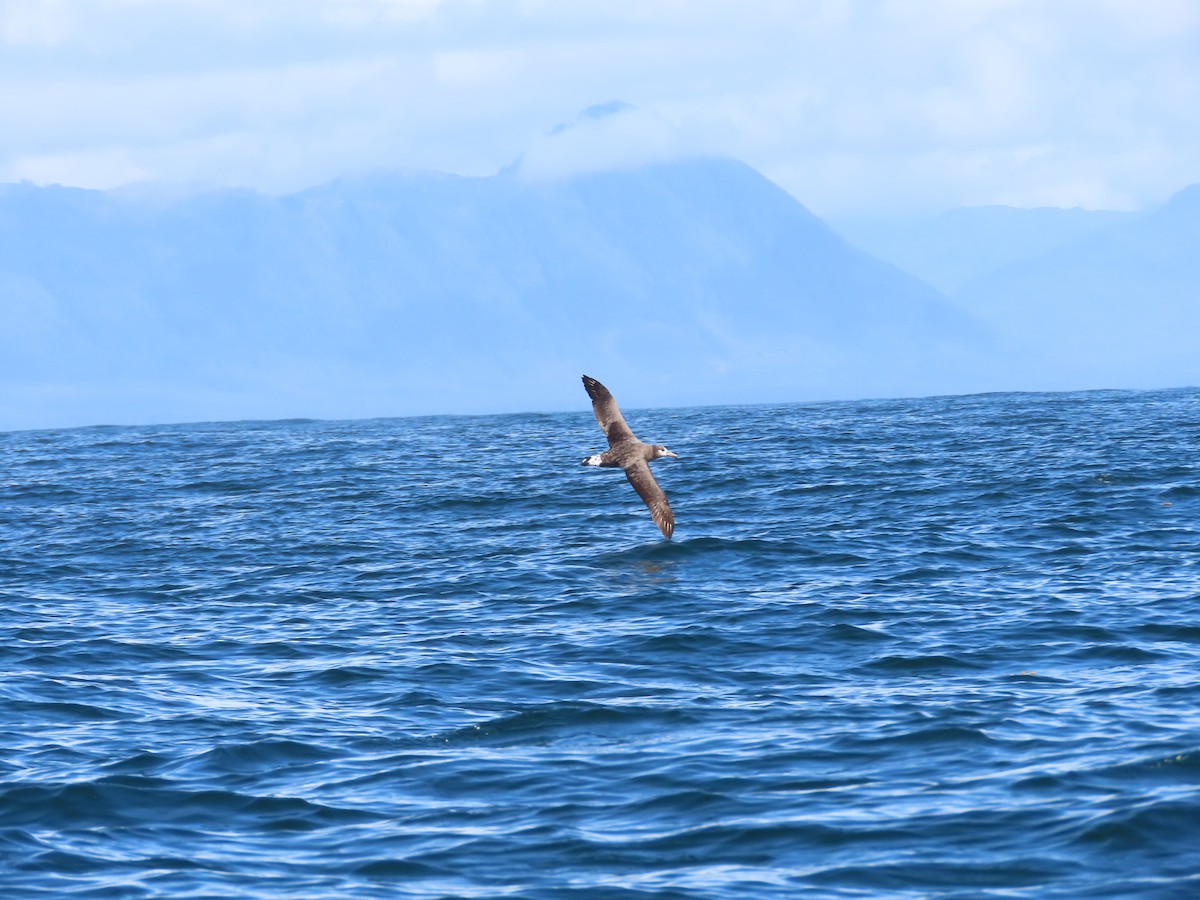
652, 445, 679, 460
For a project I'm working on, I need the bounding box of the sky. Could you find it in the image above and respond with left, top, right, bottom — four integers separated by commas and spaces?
2, 0, 1199, 219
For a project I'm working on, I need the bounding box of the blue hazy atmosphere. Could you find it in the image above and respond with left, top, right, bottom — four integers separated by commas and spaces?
2, 389, 1199, 897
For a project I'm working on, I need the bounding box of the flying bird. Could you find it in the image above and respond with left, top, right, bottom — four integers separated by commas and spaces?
580, 375, 678, 539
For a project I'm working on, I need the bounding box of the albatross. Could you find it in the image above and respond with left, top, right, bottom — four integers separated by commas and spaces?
580, 374, 678, 539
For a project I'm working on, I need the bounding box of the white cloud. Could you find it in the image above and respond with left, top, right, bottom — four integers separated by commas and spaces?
0, 0, 72, 46
1, 0, 1198, 214
515, 103, 714, 182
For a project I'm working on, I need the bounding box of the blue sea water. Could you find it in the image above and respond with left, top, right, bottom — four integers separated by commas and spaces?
1, 387, 1199, 899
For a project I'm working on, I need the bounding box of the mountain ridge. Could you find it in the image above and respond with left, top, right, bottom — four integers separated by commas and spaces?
952, 183, 1200, 391
0, 156, 986, 431
3, 156, 1196, 432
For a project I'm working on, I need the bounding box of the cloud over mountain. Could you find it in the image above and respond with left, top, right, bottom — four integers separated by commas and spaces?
3, 3, 1198, 216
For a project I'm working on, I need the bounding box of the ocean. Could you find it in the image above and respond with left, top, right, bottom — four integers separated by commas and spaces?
1, 387, 1198, 898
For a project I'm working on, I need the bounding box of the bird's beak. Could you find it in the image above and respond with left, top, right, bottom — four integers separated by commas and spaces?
665, 450, 679, 459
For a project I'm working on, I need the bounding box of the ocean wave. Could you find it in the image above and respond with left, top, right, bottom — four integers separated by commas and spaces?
2, 388, 1198, 897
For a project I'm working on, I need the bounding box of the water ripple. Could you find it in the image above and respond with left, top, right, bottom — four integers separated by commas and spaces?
1, 388, 1198, 898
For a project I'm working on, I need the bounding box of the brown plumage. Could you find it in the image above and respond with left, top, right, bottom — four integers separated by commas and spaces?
580, 375, 678, 539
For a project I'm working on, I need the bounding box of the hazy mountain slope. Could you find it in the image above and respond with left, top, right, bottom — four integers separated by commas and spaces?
834, 205, 1135, 294
0, 159, 986, 430
951, 184, 1200, 391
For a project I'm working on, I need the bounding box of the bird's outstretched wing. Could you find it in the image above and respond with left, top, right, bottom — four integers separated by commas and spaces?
582, 375, 635, 447
624, 459, 674, 539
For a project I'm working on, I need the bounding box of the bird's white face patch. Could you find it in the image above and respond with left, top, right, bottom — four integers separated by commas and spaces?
584, 454, 604, 466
